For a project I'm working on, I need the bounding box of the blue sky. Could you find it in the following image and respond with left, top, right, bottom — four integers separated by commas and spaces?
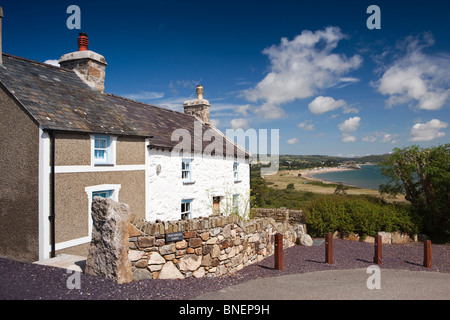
2, 0, 449, 156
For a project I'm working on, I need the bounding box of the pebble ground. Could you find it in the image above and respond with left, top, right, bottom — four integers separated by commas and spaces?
0, 239, 448, 300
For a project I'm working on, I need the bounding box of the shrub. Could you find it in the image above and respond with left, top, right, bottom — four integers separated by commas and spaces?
302, 194, 420, 239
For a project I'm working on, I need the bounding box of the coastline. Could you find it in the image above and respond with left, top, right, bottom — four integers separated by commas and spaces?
300, 166, 360, 184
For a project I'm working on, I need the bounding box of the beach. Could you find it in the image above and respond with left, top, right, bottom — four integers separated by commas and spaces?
299, 166, 359, 183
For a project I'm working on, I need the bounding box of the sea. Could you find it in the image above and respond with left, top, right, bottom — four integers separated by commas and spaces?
309, 165, 389, 190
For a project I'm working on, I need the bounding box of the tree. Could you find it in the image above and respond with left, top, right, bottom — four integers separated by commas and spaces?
334, 183, 349, 194
378, 144, 450, 242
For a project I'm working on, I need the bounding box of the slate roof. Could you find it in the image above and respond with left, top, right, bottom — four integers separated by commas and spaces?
0, 53, 249, 158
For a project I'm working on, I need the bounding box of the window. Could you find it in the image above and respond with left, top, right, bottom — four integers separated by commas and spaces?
92, 190, 113, 199
232, 194, 239, 215
233, 162, 239, 181
181, 158, 193, 182
181, 199, 193, 220
84, 184, 121, 245
93, 135, 112, 165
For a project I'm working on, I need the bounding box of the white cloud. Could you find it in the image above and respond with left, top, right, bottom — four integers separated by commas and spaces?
338, 116, 361, 133
209, 119, 220, 128
380, 133, 399, 144
338, 116, 361, 143
286, 138, 299, 144
298, 120, 315, 131
230, 118, 250, 130
243, 27, 362, 119
363, 131, 399, 144
308, 96, 347, 115
44, 59, 60, 67
123, 91, 165, 101
374, 33, 450, 111
235, 104, 252, 116
341, 133, 356, 143
409, 119, 448, 141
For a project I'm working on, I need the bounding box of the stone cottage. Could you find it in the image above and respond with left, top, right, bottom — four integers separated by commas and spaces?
0, 25, 250, 262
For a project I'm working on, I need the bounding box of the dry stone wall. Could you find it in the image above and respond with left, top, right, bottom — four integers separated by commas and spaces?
251, 208, 304, 225
128, 213, 298, 280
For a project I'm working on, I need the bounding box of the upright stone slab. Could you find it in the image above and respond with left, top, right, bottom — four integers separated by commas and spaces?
85, 197, 133, 284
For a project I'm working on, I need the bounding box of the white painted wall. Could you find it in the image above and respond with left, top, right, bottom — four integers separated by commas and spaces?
147, 149, 250, 222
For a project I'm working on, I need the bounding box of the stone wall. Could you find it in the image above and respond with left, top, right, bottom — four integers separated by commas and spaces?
128, 213, 298, 280
252, 208, 304, 225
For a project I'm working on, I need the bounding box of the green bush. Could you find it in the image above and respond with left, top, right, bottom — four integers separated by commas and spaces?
302, 194, 420, 239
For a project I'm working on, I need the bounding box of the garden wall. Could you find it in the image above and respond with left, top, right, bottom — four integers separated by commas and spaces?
251, 208, 304, 225
128, 213, 298, 280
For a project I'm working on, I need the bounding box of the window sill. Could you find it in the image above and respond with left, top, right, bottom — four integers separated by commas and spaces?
182, 181, 196, 185
94, 163, 115, 167
234, 180, 242, 183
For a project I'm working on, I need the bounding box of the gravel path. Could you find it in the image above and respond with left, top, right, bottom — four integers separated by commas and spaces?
1, 239, 449, 300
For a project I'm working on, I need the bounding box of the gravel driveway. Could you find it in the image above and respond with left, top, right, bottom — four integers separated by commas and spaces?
1, 239, 449, 300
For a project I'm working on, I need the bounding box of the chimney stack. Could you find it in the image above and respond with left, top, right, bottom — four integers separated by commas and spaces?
183, 85, 210, 124
0, 7, 4, 66
58, 33, 108, 92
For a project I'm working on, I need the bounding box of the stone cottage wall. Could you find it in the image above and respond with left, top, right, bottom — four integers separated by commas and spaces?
128, 214, 297, 280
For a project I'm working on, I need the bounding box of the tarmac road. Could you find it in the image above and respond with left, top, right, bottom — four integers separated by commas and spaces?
194, 268, 450, 300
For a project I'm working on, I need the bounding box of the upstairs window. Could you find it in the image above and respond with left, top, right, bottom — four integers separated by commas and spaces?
94, 135, 111, 165
233, 162, 239, 181
181, 158, 193, 182
181, 199, 193, 220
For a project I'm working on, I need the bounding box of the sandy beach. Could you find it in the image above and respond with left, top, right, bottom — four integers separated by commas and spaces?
299, 166, 359, 183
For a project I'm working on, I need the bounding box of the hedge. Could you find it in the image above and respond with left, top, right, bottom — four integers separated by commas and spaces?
302, 194, 421, 239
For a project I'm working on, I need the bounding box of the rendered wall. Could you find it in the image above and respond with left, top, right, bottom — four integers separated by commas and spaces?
0, 88, 40, 262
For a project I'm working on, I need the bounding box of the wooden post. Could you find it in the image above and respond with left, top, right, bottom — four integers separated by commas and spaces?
423, 240, 432, 268
373, 234, 382, 264
325, 233, 333, 264
274, 233, 283, 270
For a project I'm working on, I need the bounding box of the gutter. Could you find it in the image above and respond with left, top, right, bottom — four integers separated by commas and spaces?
49, 130, 56, 258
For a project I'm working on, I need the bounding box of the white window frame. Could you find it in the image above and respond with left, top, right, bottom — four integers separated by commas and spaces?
233, 162, 240, 182
181, 199, 193, 220
181, 158, 193, 183
91, 134, 117, 166
54, 184, 121, 251
85, 184, 121, 237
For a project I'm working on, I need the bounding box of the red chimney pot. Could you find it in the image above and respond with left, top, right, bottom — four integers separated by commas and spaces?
77, 33, 88, 51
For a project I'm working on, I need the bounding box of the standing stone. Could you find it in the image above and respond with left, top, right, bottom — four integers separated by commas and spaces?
85, 197, 133, 284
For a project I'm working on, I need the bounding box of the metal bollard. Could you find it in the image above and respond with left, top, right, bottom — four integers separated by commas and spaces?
373, 234, 382, 264
274, 233, 283, 270
325, 233, 333, 264
423, 240, 432, 268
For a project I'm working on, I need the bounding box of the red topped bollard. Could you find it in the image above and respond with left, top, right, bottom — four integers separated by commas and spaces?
325, 233, 333, 264
274, 233, 283, 270
373, 234, 382, 265
423, 240, 432, 268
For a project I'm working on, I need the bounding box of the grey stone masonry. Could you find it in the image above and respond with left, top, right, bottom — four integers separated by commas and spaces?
59, 50, 107, 92
128, 213, 299, 280
85, 197, 133, 284
183, 99, 210, 124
